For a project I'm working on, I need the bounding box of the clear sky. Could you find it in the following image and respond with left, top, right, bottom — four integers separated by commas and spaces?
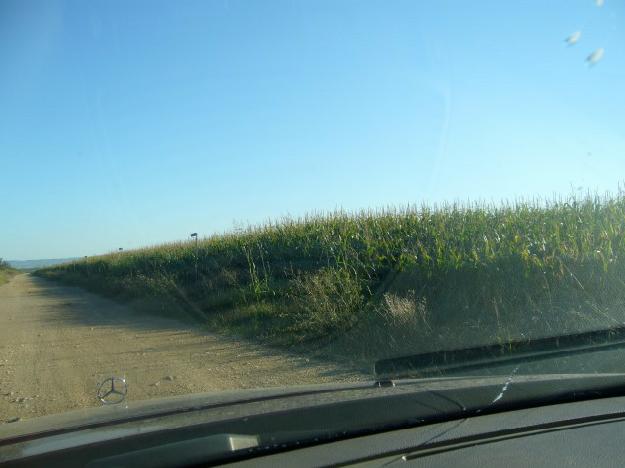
1, 0, 624, 260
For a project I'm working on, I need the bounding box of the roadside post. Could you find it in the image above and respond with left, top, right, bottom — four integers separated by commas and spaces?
190, 233, 198, 281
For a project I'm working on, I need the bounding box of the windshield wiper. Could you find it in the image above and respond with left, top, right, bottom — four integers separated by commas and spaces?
375, 324, 625, 379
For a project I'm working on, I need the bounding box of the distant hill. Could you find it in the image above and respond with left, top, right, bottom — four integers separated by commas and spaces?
8, 258, 78, 270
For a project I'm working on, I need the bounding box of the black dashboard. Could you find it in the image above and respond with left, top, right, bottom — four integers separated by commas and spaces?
4, 376, 625, 467
229, 394, 625, 467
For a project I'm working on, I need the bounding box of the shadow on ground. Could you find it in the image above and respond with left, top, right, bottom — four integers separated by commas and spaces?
30, 275, 371, 380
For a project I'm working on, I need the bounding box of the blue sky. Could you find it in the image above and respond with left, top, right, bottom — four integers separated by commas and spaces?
1, 0, 624, 260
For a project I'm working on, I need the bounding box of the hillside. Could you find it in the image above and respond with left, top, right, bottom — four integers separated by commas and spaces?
37, 194, 625, 360
8, 258, 78, 270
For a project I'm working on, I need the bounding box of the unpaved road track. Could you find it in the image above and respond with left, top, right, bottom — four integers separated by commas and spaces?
0, 274, 363, 423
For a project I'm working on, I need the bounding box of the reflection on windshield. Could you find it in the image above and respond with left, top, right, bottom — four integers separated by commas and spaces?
1, 0, 624, 425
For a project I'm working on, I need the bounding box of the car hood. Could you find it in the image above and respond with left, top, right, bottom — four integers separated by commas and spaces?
3, 373, 625, 441
1, 380, 378, 442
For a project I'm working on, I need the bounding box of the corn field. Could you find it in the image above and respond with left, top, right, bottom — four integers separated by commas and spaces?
38, 192, 625, 347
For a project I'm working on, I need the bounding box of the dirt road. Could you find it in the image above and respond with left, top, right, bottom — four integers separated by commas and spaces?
0, 274, 363, 423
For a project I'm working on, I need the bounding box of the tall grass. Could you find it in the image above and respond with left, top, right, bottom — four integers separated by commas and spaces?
37, 193, 625, 355
0, 259, 17, 286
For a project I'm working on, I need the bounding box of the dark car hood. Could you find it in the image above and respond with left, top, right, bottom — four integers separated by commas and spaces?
3, 373, 625, 465
3, 373, 625, 440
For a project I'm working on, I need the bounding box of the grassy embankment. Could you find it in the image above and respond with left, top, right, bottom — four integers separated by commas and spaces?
0, 260, 18, 286
37, 194, 625, 359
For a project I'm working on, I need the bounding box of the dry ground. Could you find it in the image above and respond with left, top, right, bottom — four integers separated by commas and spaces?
0, 274, 364, 423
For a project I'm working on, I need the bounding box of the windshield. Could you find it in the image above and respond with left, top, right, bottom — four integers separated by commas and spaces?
1, 0, 625, 428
